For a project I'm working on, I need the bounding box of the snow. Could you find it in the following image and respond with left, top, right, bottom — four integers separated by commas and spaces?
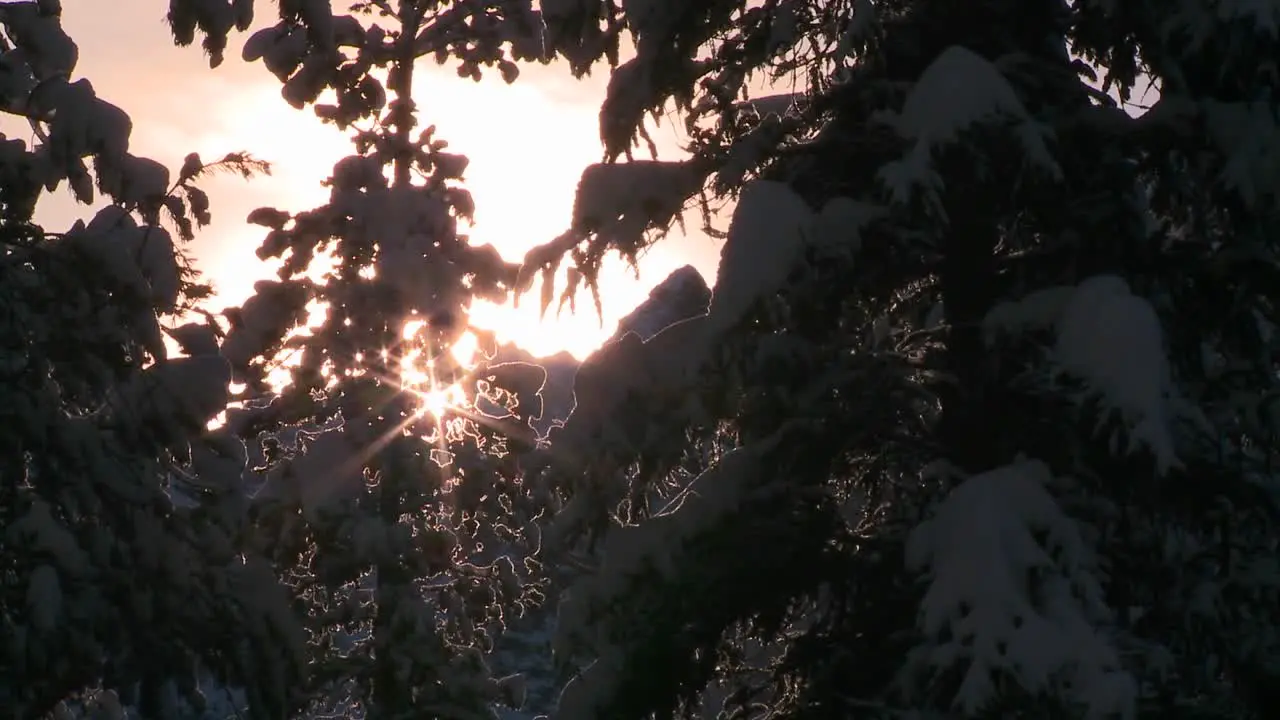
809, 195, 885, 256
737, 93, 800, 120
982, 284, 1076, 341
877, 142, 946, 215
220, 279, 312, 371
281, 54, 330, 109
983, 276, 1184, 472
706, 180, 812, 331
64, 207, 183, 311
714, 115, 788, 190
0, 0, 78, 81
610, 264, 710, 340
33, 79, 132, 182
111, 355, 232, 435
712, 91, 808, 190
244, 23, 310, 81
836, 0, 878, 59
549, 180, 820, 468
369, 185, 463, 310
97, 153, 172, 210
242, 24, 289, 64
539, 178, 821, 471
551, 331, 650, 458
64, 214, 147, 297
905, 459, 1134, 717
892, 46, 1028, 146
167, 322, 221, 357
877, 45, 1061, 213
599, 60, 654, 157
1053, 276, 1180, 473
570, 160, 702, 252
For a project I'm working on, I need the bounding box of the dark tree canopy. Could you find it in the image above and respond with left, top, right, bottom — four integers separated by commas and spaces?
511, 1, 1280, 719
2, 0, 1277, 718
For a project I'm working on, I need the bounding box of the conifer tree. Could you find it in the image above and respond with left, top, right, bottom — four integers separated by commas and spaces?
0, 2, 294, 718
167, 1, 552, 717
506, 0, 1280, 718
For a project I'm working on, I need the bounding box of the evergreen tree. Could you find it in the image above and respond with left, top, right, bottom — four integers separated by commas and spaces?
167, 1, 553, 717
510, 0, 1280, 718
0, 2, 296, 718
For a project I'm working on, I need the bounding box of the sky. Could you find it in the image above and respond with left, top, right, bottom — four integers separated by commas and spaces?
24, 2, 724, 360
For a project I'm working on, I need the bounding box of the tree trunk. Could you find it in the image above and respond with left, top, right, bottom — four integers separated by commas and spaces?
938, 188, 1002, 475
371, 2, 423, 716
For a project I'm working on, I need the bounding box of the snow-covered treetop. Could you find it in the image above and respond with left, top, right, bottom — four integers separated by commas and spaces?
158, 4, 563, 718
610, 263, 710, 341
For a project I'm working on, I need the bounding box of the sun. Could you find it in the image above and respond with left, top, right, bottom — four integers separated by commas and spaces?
399, 360, 470, 419
398, 323, 481, 418
399, 356, 470, 418
415, 383, 468, 418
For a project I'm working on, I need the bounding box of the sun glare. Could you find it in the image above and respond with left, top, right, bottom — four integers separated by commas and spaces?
173, 61, 723, 366
397, 325, 482, 419
416, 383, 469, 418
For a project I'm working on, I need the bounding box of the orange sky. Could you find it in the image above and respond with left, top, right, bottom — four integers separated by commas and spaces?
26, 3, 722, 360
